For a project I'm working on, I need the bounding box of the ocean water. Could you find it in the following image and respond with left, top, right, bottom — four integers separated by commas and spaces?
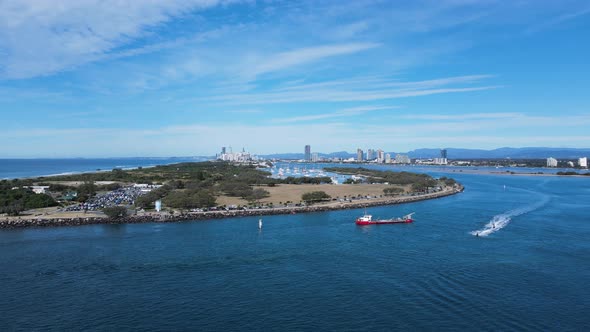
0, 158, 205, 179
1, 169, 590, 330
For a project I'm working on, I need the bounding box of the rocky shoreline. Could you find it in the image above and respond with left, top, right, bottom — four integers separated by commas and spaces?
0, 186, 463, 229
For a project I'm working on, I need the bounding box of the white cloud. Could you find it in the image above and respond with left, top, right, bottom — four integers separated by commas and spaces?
2, 113, 589, 157
0, 0, 240, 79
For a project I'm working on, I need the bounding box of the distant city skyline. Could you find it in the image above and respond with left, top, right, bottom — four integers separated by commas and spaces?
1, 1, 589, 157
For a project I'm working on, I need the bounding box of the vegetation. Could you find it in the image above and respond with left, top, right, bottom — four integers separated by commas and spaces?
102, 206, 128, 219
557, 171, 590, 176
439, 177, 457, 186
2, 162, 461, 214
302, 191, 332, 204
76, 181, 97, 202
135, 185, 172, 209
249, 188, 270, 202
220, 182, 255, 198
97, 183, 122, 191
42, 162, 272, 184
0, 180, 58, 216
343, 178, 363, 184
325, 167, 444, 192
383, 187, 404, 196
162, 190, 217, 209
280, 176, 332, 184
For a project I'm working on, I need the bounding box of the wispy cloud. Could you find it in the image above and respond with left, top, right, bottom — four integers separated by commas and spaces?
223, 109, 263, 114
246, 42, 380, 79
0, 0, 241, 79
0, 1, 587, 157
525, 6, 590, 34
271, 105, 397, 123
202, 75, 500, 105
400, 112, 522, 121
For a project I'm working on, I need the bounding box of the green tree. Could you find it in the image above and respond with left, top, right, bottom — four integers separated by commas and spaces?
77, 181, 97, 202
383, 187, 404, 196
103, 206, 128, 219
301, 191, 332, 204
162, 189, 217, 209
248, 188, 270, 203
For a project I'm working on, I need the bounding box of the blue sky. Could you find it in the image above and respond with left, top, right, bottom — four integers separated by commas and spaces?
0, 0, 589, 157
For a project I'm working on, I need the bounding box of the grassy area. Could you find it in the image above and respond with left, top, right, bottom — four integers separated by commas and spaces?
216, 183, 405, 206
2, 162, 457, 215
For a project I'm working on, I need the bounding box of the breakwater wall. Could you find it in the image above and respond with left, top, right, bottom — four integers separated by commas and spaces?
0, 186, 463, 229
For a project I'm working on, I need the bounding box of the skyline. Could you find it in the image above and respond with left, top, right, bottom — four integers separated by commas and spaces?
1, 1, 590, 157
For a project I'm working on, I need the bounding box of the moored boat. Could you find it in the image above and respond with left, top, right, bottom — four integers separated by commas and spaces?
355, 212, 415, 225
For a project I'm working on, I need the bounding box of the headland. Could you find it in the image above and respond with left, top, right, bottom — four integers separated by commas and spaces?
0, 162, 463, 229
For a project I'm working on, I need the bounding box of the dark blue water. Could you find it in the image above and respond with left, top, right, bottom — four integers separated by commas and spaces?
1, 171, 589, 330
0, 158, 206, 179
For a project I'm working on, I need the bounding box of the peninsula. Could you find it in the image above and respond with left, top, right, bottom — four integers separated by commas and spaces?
0, 162, 462, 228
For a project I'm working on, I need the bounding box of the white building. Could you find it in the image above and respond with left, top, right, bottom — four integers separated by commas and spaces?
433, 158, 448, 165
546, 157, 558, 167
579, 157, 588, 168
395, 154, 411, 164
218, 147, 256, 162
311, 153, 320, 162
30, 186, 50, 194
385, 153, 391, 163
357, 148, 364, 162
376, 149, 385, 163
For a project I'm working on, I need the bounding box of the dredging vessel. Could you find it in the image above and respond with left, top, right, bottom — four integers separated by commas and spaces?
355, 212, 415, 225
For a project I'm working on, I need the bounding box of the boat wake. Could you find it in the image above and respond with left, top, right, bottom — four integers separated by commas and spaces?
471, 194, 549, 237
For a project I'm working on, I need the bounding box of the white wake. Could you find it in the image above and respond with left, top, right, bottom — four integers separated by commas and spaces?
471, 194, 549, 237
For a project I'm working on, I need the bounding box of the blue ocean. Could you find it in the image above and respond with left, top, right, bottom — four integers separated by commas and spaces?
1, 164, 589, 330
0, 158, 205, 179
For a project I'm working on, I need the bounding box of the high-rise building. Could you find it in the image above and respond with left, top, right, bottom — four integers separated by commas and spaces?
357, 148, 364, 162
579, 157, 588, 168
385, 153, 391, 163
221, 147, 226, 155
438, 149, 448, 165
395, 154, 411, 164
367, 149, 375, 160
547, 157, 558, 167
377, 149, 385, 163
304, 145, 311, 161
218, 148, 256, 162
311, 153, 319, 162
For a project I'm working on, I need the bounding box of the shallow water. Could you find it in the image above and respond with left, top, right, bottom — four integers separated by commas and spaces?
1, 170, 589, 330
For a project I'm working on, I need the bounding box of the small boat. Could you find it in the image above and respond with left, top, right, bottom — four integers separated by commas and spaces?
355, 212, 415, 225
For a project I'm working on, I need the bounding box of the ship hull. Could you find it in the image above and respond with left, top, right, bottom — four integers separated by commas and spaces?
355, 219, 413, 225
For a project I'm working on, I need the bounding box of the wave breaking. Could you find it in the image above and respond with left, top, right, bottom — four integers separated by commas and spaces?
471, 193, 549, 237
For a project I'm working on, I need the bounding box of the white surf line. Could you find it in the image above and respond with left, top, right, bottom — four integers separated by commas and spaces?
471, 193, 550, 237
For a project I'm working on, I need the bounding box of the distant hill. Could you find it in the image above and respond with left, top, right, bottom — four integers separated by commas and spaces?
406, 147, 590, 159
261, 147, 590, 160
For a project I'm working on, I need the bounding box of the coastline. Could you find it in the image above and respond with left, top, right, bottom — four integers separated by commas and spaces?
0, 185, 463, 229
446, 169, 590, 177
0, 157, 208, 180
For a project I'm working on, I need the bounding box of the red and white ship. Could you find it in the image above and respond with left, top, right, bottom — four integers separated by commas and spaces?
355, 212, 415, 225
